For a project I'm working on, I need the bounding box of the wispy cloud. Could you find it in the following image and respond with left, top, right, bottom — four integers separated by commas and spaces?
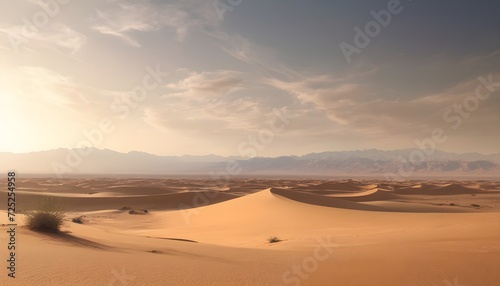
3, 66, 113, 118
0, 23, 86, 54
144, 97, 266, 133
143, 68, 268, 132
91, 0, 219, 46
165, 69, 245, 99
1, 0, 499, 155
268, 68, 500, 138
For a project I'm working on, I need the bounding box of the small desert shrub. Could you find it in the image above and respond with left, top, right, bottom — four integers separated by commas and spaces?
268, 236, 282, 243
24, 198, 66, 233
72, 215, 85, 224
128, 209, 149, 215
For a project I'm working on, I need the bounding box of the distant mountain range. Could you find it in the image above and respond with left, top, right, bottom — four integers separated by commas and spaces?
1, 148, 499, 178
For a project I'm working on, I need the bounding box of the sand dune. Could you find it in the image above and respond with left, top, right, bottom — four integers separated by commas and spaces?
302, 180, 368, 192
321, 187, 397, 200
13, 190, 238, 212
394, 182, 497, 195
1, 178, 499, 285
271, 187, 390, 211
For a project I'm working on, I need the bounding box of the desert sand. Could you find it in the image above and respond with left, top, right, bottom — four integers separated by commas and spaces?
1, 178, 500, 285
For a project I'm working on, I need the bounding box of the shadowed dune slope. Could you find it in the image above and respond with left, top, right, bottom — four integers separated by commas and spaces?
270, 188, 389, 211
270, 188, 475, 213
7, 191, 238, 212
394, 183, 496, 195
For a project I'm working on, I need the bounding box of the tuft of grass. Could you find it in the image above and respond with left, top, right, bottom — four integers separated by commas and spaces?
23, 198, 66, 233
72, 215, 85, 224
128, 209, 149, 215
268, 236, 282, 243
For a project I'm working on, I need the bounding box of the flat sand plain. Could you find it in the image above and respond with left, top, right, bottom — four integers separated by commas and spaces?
1, 178, 499, 285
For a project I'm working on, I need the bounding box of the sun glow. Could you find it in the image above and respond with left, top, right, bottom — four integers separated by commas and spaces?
0, 89, 36, 152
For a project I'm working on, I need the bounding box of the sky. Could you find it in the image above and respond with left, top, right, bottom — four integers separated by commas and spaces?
0, 0, 499, 157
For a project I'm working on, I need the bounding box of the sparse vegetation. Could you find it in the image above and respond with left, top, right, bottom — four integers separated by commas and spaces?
72, 215, 85, 224
128, 209, 149, 215
268, 236, 282, 243
24, 198, 66, 233
149, 250, 163, 254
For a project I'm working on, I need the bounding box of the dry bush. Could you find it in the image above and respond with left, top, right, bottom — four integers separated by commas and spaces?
24, 198, 66, 233
268, 236, 282, 243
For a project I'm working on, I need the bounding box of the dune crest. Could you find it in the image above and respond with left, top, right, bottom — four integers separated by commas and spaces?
1, 178, 499, 285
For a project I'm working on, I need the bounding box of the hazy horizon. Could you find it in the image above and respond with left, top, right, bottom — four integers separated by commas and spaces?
3, 146, 500, 157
